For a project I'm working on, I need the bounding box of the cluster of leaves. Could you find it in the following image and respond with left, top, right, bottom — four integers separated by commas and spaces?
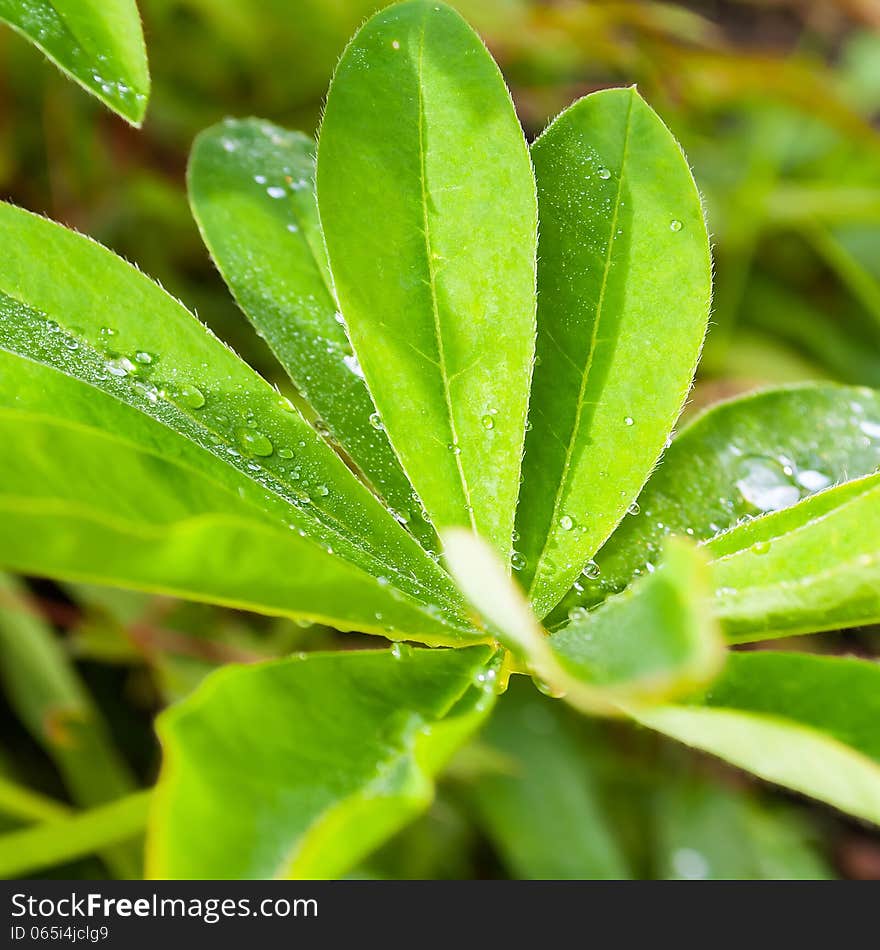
1, 0, 879, 879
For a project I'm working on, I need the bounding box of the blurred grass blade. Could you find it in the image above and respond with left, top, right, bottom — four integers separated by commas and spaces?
553, 384, 880, 621
0, 775, 69, 824
148, 646, 497, 879
0, 415, 477, 644
443, 531, 723, 713
188, 119, 437, 551
317, 1, 537, 558
634, 652, 880, 826
0, 790, 150, 879
0, 572, 139, 875
707, 472, 880, 641
469, 678, 630, 880
810, 224, 880, 334
0, 202, 464, 615
519, 87, 711, 618
0, 0, 149, 124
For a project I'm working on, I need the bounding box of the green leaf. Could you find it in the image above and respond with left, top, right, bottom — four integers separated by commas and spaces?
0, 790, 150, 879
552, 384, 880, 622
633, 652, 880, 826
0, 412, 474, 644
550, 538, 724, 703
0, 0, 149, 124
443, 531, 723, 713
188, 119, 437, 552
654, 776, 833, 880
148, 645, 496, 879
0, 775, 69, 824
469, 678, 630, 879
707, 472, 880, 641
0, 202, 467, 619
0, 572, 139, 875
317, 0, 537, 558
518, 87, 711, 618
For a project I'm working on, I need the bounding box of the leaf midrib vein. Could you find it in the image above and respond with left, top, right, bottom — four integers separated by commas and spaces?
416, 13, 477, 533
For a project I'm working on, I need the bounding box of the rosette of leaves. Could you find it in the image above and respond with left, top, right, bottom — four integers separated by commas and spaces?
0, 0, 879, 879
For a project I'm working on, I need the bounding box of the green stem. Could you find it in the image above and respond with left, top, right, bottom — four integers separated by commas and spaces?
0, 774, 70, 824
0, 790, 151, 879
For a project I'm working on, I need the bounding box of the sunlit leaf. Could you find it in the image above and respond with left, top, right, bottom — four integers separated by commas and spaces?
707, 472, 880, 641
0, 0, 149, 123
443, 531, 723, 712
518, 87, 711, 618
148, 645, 496, 879
552, 384, 880, 622
0, 411, 475, 644
317, 0, 537, 558
634, 652, 880, 826
188, 119, 437, 551
0, 202, 465, 618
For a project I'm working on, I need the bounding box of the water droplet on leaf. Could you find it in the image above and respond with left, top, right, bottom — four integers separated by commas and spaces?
236, 427, 274, 457
177, 384, 205, 409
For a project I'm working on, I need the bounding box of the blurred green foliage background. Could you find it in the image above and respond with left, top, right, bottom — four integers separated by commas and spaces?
2, 0, 880, 879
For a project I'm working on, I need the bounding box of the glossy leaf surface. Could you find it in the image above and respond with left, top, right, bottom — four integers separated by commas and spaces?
635, 652, 880, 825
149, 646, 495, 878
0, 202, 463, 615
318, 0, 537, 557
553, 384, 880, 623
188, 119, 436, 550
0, 0, 149, 123
519, 87, 711, 617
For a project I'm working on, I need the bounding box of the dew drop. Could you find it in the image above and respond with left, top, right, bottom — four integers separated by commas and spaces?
860, 420, 880, 440
369, 412, 384, 430
266, 185, 286, 199
481, 414, 495, 430
278, 447, 294, 459
753, 540, 771, 555
254, 174, 267, 185
448, 442, 461, 456
568, 606, 589, 623
511, 551, 526, 571
391, 39, 401, 50
624, 416, 634, 426
672, 848, 709, 880
582, 560, 601, 580
316, 484, 329, 497
670, 220, 683, 232
343, 353, 365, 379
177, 384, 205, 409
796, 469, 831, 492
735, 455, 800, 513
106, 356, 137, 377
627, 501, 640, 515
559, 514, 574, 530
597, 167, 611, 180
134, 351, 153, 365
236, 427, 274, 457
